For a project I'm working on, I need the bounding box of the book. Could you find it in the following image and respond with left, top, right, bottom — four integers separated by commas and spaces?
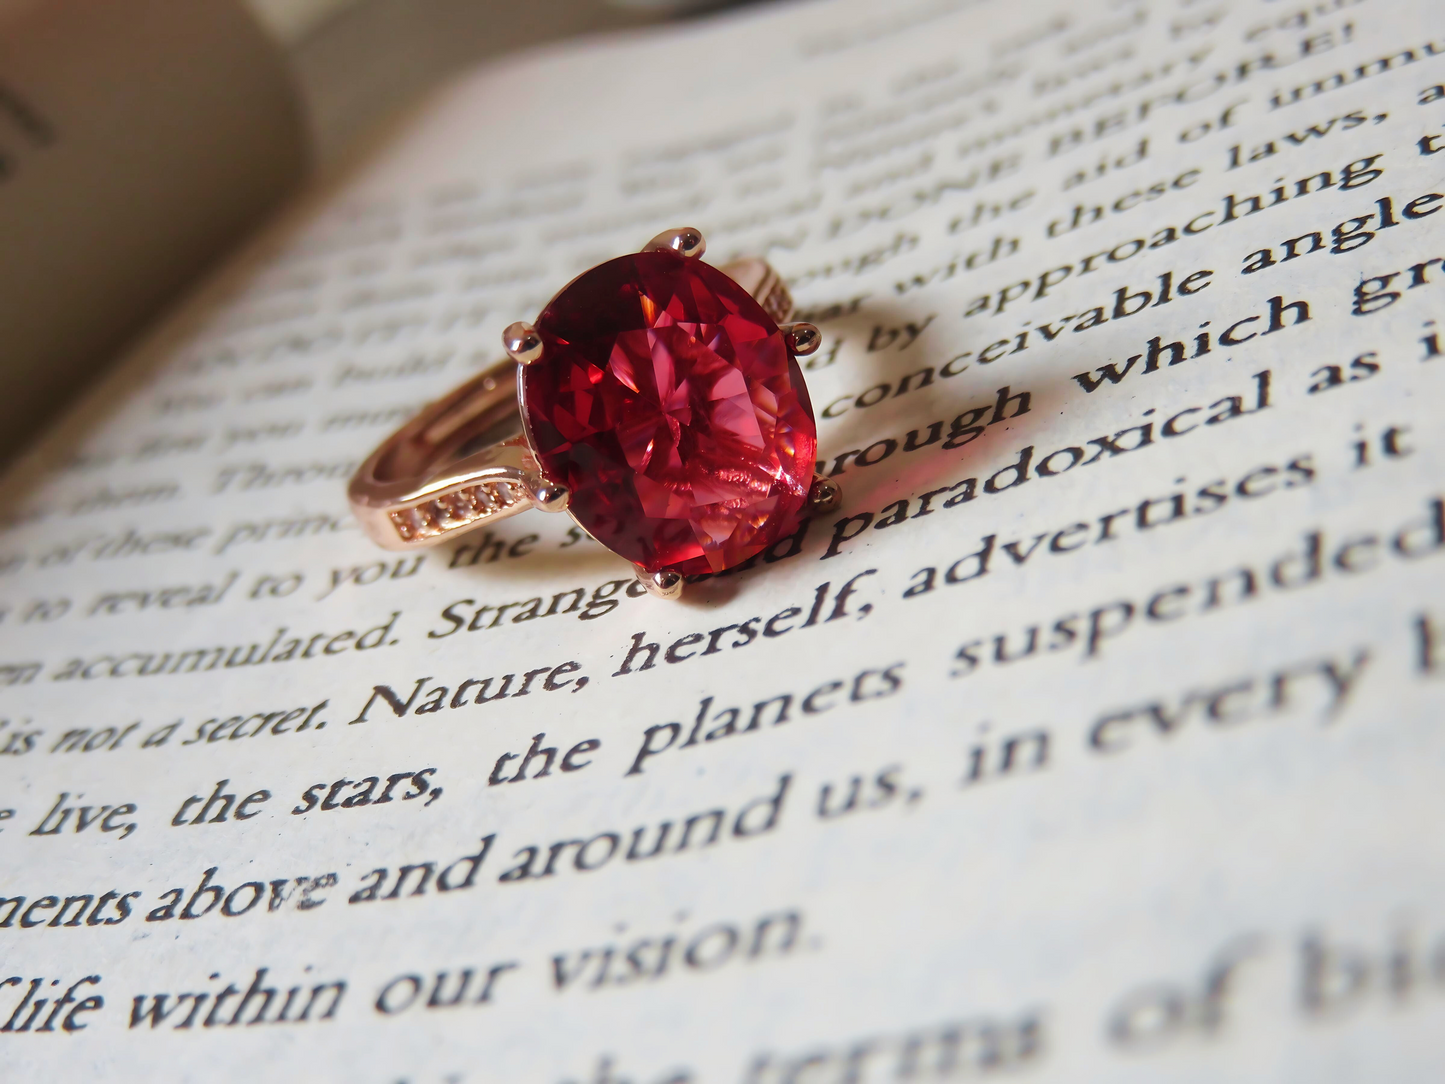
0, 0, 305, 463
2, 0, 1443, 1078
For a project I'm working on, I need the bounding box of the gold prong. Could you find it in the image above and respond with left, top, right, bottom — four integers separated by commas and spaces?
781, 322, 821, 357
634, 564, 684, 600
503, 321, 544, 365
529, 480, 570, 512
643, 227, 706, 259
807, 474, 841, 514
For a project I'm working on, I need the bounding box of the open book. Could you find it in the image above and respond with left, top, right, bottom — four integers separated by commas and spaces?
3, 0, 1443, 1078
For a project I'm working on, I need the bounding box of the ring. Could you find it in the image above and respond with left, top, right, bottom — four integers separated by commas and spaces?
347, 227, 842, 601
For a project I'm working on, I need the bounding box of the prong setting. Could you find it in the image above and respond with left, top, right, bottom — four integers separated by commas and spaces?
634, 564, 684, 600
529, 480, 571, 512
781, 322, 821, 357
503, 321, 544, 365
807, 474, 841, 514
643, 227, 706, 259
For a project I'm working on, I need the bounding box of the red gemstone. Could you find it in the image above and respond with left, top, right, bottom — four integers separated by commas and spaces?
521, 251, 817, 576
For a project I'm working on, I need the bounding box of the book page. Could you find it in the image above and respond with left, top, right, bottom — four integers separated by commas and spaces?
0, 0, 305, 462
2, 0, 1443, 1078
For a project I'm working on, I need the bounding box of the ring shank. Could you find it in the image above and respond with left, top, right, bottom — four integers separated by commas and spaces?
347, 360, 542, 550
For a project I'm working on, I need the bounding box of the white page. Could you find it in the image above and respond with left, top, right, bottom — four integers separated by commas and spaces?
2, 0, 1444, 1079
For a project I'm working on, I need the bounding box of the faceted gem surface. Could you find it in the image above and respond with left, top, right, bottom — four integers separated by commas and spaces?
522, 251, 817, 576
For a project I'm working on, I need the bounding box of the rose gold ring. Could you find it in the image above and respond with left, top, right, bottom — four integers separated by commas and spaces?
347, 228, 841, 601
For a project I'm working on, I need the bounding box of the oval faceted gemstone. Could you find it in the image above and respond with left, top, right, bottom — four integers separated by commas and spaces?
522, 251, 817, 576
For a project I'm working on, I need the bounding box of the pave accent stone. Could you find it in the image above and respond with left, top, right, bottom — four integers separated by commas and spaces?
389, 481, 524, 543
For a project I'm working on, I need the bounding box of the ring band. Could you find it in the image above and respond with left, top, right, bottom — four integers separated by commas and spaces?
348, 229, 840, 599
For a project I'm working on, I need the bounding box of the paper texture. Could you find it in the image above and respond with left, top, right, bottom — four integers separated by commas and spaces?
2, 0, 1443, 1078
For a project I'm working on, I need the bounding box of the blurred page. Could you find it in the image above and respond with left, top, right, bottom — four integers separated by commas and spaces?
1, 0, 1443, 1079
0, 0, 305, 463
